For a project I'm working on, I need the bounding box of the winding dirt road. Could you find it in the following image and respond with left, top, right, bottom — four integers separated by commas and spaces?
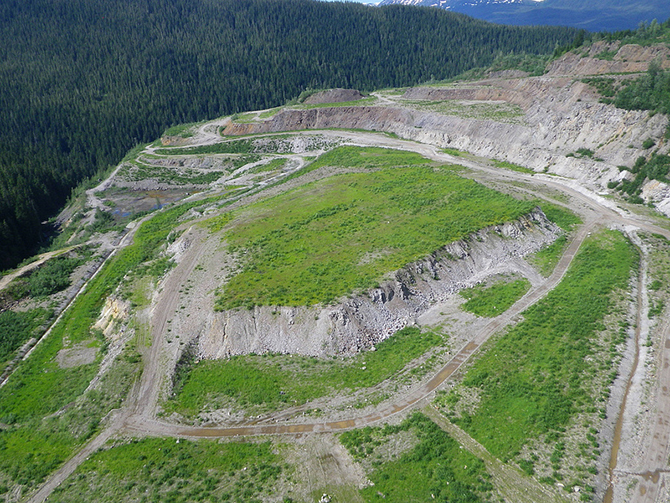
26, 130, 670, 503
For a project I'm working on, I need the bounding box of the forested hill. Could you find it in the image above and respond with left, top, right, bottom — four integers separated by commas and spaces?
0, 0, 577, 270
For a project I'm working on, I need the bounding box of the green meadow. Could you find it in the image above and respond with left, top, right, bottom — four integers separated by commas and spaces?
438, 230, 637, 483
49, 438, 287, 503
340, 413, 492, 502
215, 146, 536, 309
167, 327, 445, 417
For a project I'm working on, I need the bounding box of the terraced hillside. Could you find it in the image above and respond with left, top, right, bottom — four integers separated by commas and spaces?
1, 39, 670, 503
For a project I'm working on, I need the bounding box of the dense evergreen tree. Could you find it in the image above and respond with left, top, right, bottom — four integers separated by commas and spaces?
615, 62, 670, 115
0, 0, 577, 269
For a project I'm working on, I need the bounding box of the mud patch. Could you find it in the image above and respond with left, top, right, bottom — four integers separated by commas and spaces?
57, 341, 97, 368
99, 188, 190, 218
285, 434, 368, 503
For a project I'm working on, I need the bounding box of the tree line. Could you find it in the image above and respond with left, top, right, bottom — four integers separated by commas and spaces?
0, 0, 578, 269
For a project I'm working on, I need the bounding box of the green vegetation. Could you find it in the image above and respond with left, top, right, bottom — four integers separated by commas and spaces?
168, 326, 445, 417
488, 52, 551, 76
555, 20, 670, 61
437, 230, 637, 467
460, 277, 531, 317
566, 148, 596, 160
0, 0, 577, 271
528, 235, 569, 277
594, 49, 618, 61
581, 77, 618, 99
250, 158, 288, 174
492, 159, 535, 174
615, 62, 670, 128
162, 122, 200, 139
0, 344, 140, 491
27, 256, 83, 297
155, 139, 255, 156
541, 203, 582, 232
215, 146, 535, 309
0, 196, 227, 489
0, 308, 51, 363
119, 159, 234, 186
583, 59, 670, 143
581, 63, 670, 145
295, 97, 375, 109
643, 138, 656, 149
610, 153, 670, 203
404, 99, 525, 124
50, 438, 286, 503
596, 19, 670, 47
340, 413, 492, 502
443, 147, 465, 157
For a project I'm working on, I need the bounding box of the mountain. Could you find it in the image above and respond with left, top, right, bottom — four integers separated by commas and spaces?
378, 0, 670, 31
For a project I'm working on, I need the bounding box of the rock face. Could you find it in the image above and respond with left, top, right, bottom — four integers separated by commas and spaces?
93, 296, 131, 339
197, 209, 560, 358
221, 97, 666, 196
221, 46, 670, 214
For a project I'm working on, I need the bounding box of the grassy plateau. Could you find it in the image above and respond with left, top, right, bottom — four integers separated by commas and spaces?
214, 146, 537, 309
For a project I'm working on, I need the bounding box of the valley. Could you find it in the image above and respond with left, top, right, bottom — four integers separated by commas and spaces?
1, 35, 670, 503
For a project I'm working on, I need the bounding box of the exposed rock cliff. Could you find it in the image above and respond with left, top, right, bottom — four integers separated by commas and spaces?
220, 44, 670, 214
197, 209, 560, 359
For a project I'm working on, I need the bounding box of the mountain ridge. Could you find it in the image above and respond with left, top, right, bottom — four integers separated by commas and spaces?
379, 0, 670, 31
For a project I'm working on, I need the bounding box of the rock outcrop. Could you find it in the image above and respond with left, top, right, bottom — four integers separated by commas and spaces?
220, 44, 670, 214
197, 209, 560, 358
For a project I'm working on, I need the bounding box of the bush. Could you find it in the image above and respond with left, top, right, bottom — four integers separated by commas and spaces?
28, 256, 82, 297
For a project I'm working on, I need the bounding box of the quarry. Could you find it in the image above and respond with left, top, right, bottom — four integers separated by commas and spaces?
2, 39, 670, 503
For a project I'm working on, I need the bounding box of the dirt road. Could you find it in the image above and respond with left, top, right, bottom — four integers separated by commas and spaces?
0, 247, 77, 292
25, 130, 670, 503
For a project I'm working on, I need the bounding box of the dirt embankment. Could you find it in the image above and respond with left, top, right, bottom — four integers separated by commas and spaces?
546, 41, 670, 77
303, 88, 364, 104
221, 43, 670, 213
197, 209, 560, 359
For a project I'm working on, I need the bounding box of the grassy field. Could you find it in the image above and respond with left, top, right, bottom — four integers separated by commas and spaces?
491, 159, 535, 174
340, 412, 492, 502
155, 139, 256, 156
49, 438, 288, 503
0, 196, 232, 490
460, 277, 531, 317
525, 203, 581, 277
0, 347, 140, 493
249, 157, 288, 174
0, 308, 51, 365
402, 99, 525, 124
167, 327, 445, 417
214, 146, 537, 309
540, 203, 582, 232
436, 230, 637, 494
528, 235, 569, 277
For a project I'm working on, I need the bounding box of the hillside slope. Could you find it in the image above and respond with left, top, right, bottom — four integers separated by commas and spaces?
0, 0, 577, 271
